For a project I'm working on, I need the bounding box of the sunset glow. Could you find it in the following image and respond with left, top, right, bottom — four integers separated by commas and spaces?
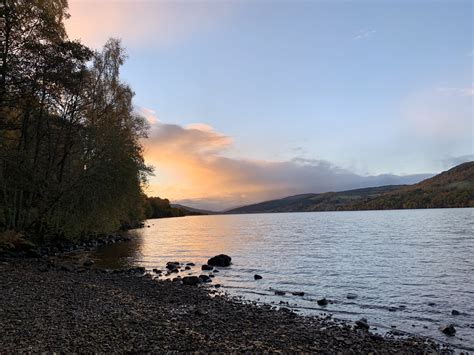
65, 0, 473, 210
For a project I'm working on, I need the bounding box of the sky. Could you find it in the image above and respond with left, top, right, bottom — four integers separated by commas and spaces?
66, 0, 473, 210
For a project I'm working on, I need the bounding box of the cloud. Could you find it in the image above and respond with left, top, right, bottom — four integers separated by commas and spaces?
135, 106, 159, 125
143, 122, 431, 211
436, 85, 474, 97
65, 1, 236, 48
354, 29, 376, 40
441, 155, 474, 169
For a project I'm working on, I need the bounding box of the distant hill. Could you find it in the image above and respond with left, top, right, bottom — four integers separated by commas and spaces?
170, 204, 215, 215
227, 162, 474, 214
348, 162, 474, 210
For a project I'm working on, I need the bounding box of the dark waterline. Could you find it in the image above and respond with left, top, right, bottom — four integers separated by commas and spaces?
93, 208, 474, 351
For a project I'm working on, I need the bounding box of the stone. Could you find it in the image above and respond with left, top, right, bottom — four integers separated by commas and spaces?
185, 266, 191, 270
201, 264, 213, 271
347, 293, 357, 300
199, 274, 212, 283
451, 309, 461, 316
83, 259, 94, 267
317, 298, 328, 306
182, 276, 201, 286
207, 254, 231, 267
388, 307, 398, 312
355, 318, 370, 330
274, 290, 285, 296
439, 324, 456, 336
186, 263, 195, 266
254, 274, 263, 280
152, 268, 161, 273
292, 292, 305, 296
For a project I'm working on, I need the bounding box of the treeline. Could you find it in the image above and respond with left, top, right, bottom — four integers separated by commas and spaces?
145, 197, 203, 219
0, 1, 151, 242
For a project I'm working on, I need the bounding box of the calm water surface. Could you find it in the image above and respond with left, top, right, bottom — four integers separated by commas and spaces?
93, 208, 474, 350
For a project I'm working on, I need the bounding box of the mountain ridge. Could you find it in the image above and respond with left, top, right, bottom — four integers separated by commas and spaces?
226, 162, 474, 214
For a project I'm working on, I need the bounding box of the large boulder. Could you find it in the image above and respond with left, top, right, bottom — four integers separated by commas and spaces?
207, 254, 232, 267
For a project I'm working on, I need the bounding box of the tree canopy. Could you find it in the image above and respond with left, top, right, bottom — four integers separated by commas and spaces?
0, 0, 152, 242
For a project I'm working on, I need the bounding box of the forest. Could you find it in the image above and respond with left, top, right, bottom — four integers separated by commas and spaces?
0, 0, 151, 243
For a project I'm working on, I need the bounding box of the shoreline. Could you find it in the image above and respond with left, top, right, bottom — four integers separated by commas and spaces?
0, 256, 454, 353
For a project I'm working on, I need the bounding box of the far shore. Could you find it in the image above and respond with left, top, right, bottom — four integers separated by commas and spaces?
0, 253, 453, 353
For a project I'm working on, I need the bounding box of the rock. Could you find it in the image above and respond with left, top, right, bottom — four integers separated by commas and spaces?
439, 324, 456, 336
83, 259, 94, 267
292, 292, 305, 296
152, 268, 161, 273
254, 274, 263, 280
182, 276, 201, 286
166, 262, 179, 270
451, 309, 461, 316
317, 298, 328, 306
60, 264, 74, 272
38, 264, 48, 272
355, 318, 370, 330
428, 302, 436, 306
128, 266, 145, 274
199, 274, 212, 283
388, 307, 398, 312
201, 264, 213, 271
207, 254, 231, 267
274, 290, 285, 296
185, 266, 191, 270
347, 293, 357, 300
213, 269, 219, 273
186, 262, 195, 266
172, 277, 182, 282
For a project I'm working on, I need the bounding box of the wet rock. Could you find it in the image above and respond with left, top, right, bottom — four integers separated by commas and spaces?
152, 268, 161, 273
274, 290, 285, 296
182, 276, 201, 286
292, 292, 305, 296
254, 274, 263, 280
128, 266, 145, 274
439, 324, 456, 336
185, 266, 191, 270
428, 302, 436, 306
451, 309, 461, 316
172, 277, 182, 282
199, 275, 212, 283
355, 318, 370, 330
388, 307, 398, 312
207, 254, 231, 267
317, 298, 328, 306
166, 262, 179, 270
346, 293, 357, 300
186, 263, 195, 266
213, 269, 219, 273
201, 264, 213, 271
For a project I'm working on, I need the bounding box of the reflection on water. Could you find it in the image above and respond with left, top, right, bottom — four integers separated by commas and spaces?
92, 208, 474, 351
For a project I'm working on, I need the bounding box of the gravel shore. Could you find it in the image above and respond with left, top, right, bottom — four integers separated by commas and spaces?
0, 257, 452, 353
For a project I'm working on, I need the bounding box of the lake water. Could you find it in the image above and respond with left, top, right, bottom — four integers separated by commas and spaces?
93, 208, 474, 351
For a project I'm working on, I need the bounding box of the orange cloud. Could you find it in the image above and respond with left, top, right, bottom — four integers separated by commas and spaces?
65, 0, 236, 48
142, 122, 431, 211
